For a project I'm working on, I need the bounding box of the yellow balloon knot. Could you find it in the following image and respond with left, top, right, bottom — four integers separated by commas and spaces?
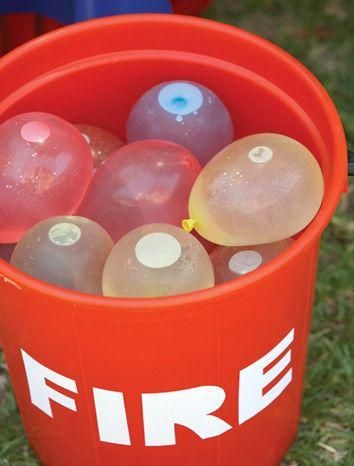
182, 218, 197, 233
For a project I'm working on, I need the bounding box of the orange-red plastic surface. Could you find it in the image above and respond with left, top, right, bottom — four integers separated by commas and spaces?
0, 15, 347, 466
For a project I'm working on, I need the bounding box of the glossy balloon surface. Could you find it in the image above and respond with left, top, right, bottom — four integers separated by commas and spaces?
102, 223, 214, 298
210, 238, 294, 284
126, 80, 234, 165
76, 124, 124, 168
0, 112, 93, 243
79, 140, 201, 242
187, 133, 324, 245
11, 216, 113, 294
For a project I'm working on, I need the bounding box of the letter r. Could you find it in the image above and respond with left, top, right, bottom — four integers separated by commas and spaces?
142, 386, 232, 446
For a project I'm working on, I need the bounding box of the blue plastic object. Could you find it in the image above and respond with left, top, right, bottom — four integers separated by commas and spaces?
0, 0, 172, 24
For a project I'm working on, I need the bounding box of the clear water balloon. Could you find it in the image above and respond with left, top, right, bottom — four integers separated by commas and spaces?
210, 238, 294, 284
76, 124, 124, 168
126, 80, 234, 165
102, 223, 215, 298
0, 112, 93, 243
184, 133, 324, 245
11, 216, 113, 294
79, 139, 201, 242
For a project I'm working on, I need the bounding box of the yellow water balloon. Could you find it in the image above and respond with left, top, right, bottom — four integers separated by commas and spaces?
184, 133, 324, 245
102, 223, 214, 298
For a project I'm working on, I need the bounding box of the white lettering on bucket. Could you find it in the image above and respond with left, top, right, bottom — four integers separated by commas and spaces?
93, 388, 131, 445
238, 329, 295, 425
142, 386, 232, 446
20, 328, 295, 444
21, 350, 78, 417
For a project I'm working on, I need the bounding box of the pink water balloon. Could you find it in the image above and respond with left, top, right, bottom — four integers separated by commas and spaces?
11, 216, 113, 294
126, 80, 234, 165
75, 124, 124, 168
79, 139, 201, 242
210, 239, 294, 284
0, 112, 93, 243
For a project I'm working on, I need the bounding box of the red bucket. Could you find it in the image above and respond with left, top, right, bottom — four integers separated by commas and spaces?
0, 14, 347, 466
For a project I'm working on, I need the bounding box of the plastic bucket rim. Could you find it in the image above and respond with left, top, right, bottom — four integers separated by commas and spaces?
0, 16, 347, 312
0, 47, 334, 227
0, 13, 347, 192
0, 48, 327, 143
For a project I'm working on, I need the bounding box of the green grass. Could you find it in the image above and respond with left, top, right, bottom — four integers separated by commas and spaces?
0, 0, 353, 464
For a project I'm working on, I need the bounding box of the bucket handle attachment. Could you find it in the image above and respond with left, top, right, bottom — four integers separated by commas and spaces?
348, 149, 354, 176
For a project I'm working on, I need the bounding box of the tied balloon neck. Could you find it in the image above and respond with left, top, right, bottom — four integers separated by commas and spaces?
182, 218, 197, 233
